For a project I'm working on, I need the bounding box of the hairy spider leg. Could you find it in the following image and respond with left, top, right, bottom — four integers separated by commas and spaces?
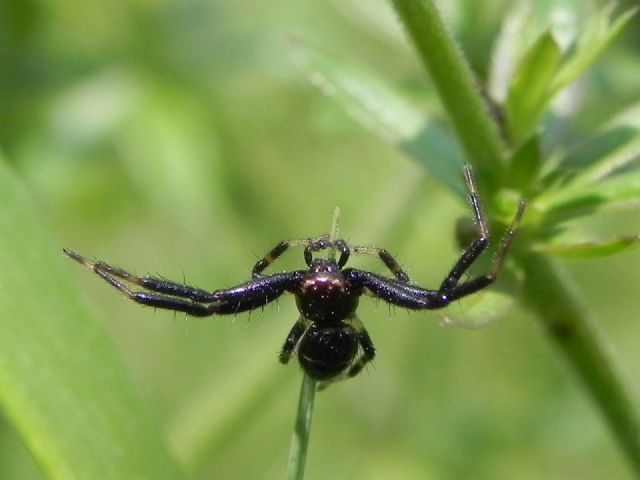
441, 197, 525, 298
437, 163, 490, 293
64, 248, 305, 316
279, 316, 308, 364
251, 236, 327, 276
304, 237, 350, 268
347, 185, 525, 309
351, 246, 410, 282
252, 235, 351, 276
437, 182, 525, 297
253, 240, 294, 276
64, 248, 216, 302
257, 234, 409, 281
346, 316, 376, 377
64, 248, 217, 316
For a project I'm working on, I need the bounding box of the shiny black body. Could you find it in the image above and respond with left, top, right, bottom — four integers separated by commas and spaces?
64, 164, 525, 384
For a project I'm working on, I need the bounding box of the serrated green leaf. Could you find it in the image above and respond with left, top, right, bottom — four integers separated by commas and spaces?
289, 37, 467, 198
534, 236, 640, 259
0, 159, 184, 480
505, 31, 562, 145
549, 4, 637, 96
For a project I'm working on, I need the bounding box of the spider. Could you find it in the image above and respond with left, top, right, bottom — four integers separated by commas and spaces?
64, 164, 525, 385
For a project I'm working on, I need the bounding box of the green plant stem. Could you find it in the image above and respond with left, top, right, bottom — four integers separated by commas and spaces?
390, 0, 505, 188
520, 252, 640, 473
391, 0, 640, 472
286, 374, 317, 480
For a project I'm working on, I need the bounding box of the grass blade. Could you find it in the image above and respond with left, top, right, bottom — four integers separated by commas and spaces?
0, 159, 184, 480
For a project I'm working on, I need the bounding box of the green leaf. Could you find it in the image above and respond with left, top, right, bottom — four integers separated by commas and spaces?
564, 104, 640, 187
289, 37, 467, 199
504, 30, 562, 146
540, 169, 640, 224
549, 4, 637, 96
0, 159, 184, 480
506, 135, 543, 193
503, 4, 636, 148
535, 236, 640, 259
439, 290, 515, 330
537, 103, 640, 221
487, 3, 530, 102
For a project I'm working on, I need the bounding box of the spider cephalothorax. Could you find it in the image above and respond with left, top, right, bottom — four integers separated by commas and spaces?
65, 164, 525, 384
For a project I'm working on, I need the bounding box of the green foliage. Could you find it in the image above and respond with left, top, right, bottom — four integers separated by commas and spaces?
1, 1, 639, 479
505, 4, 636, 146
505, 30, 563, 146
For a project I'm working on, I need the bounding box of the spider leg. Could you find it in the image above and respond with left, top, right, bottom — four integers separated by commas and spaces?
438, 163, 489, 292
252, 235, 351, 275
252, 235, 328, 276
64, 249, 215, 302
65, 248, 305, 316
208, 272, 305, 314
345, 194, 525, 309
438, 164, 526, 293
64, 249, 216, 316
346, 269, 440, 308
310, 236, 353, 268
253, 240, 294, 276
438, 196, 526, 297
278, 316, 308, 364
305, 237, 350, 267
347, 317, 376, 377
351, 246, 409, 282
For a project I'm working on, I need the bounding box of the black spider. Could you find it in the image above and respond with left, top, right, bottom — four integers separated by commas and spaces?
64, 164, 525, 385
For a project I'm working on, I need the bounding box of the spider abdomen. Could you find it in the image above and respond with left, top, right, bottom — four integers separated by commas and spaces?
297, 323, 359, 380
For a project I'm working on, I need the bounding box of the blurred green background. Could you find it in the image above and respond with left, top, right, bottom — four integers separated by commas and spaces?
1, 0, 639, 478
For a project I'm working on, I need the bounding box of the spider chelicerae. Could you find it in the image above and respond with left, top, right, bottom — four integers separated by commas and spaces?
65, 164, 525, 385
